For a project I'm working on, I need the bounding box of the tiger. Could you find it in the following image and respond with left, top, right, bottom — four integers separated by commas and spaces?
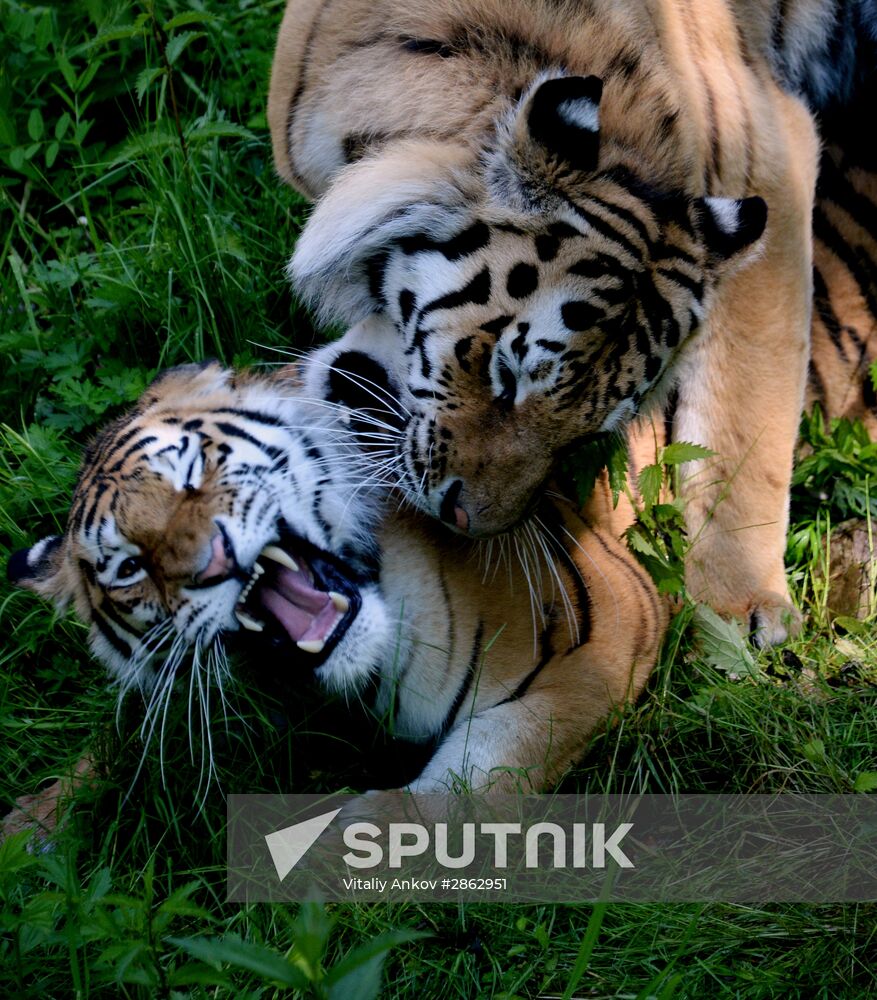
267, 0, 877, 646
6, 355, 665, 814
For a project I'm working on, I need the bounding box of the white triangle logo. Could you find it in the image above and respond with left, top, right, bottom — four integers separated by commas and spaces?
264, 808, 342, 881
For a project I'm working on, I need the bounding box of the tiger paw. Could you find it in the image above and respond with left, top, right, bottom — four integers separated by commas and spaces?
747, 591, 802, 648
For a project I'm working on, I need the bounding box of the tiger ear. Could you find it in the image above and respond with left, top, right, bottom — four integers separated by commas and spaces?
7, 535, 74, 610
524, 75, 603, 173
692, 195, 768, 269
489, 75, 603, 209
140, 360, 230, 405
288, 140, 474, 326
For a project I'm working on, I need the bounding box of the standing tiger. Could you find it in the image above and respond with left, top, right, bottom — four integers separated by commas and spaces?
268, 0, 877, 645
7, 358, 664, 803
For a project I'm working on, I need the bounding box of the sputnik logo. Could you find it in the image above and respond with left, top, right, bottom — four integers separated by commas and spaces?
264, 808, 342, 881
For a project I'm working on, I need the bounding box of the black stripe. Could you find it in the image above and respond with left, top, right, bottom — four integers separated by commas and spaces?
210, 408, 286, 427
813, 208, 877, 321
398, 222, 490, 260
438, 622, 484, 736
656, 267, 703, 297
812, 264, 851, 360
495, 628, 554, 706
79, 481, 110, 536
91, 607, 134, 659
214, 422, 282, 460
421, 267, 492, 316
400, 36, 455, 58
564, 198, 643, 261
817, 153, 877, 239
591, 197, 653, 250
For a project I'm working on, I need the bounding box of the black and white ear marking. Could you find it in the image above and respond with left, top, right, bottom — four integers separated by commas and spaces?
7, 535, 64, 596
695, 195, 768, 261
527, 75, 603, 172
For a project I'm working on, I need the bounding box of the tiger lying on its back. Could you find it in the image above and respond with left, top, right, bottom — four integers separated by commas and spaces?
268, 0, 877, 645
8, 357, 664, 797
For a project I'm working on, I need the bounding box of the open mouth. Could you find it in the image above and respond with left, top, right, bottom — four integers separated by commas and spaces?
231, 526, 362, 668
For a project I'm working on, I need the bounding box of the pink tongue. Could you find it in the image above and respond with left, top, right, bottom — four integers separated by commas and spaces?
256, 565, 342, 644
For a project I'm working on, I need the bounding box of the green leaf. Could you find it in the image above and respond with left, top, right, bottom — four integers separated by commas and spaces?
291, 899, 335, 980
660, 441, 715, 466
27, 108, 44, 141
54, 112, 71, 141
166, 935, 309, 989
853, 772, 877, 793
87, 23, 148, 48
165, 31, 203, 66
638, 463, 663, 509
626, 528, 661, 559
606, 436, 630, 505
35, 9, 53, 49
45, 141, 60, 167
186, 119, 257, 143
164, 11, 220, 30
801, 739, 826, 763
56, 52, 78, 89
326, 930, 428, 1000
691, 604, 758, 678
135, 66, 164, 103
167, 963, 231, 987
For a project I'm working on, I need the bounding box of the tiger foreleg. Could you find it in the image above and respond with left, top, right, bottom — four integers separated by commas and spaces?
673, 113, 818, 644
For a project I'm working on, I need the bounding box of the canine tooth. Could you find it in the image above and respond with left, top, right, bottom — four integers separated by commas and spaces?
253, 561, 265, 576
296, 639, 325, 654
260, 545, 299, 572
235, 609, 264, 632
329, 591, 349, 613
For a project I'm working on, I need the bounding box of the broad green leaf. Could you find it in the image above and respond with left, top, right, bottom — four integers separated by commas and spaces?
56, 51, 78, 89
853, 772, 877, 793
87, 23, 148, 48
691, 604, 758, 678
54, 112, 71, 141
165, 31, 203, 66
801, 739, 826, 763
35, 9, 53, 49
164, 11, 220, 30
660, 441, 715, 466
135, 66, 164, 103
291, 899, 334, 979
638, 463, 663, 508
27, 108, 44, 141
326, 930, 428, 1000
166, 934, 310, 989
626, 529, 660, 559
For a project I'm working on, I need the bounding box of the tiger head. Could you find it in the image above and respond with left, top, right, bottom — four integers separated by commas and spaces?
7, 361, 393, 697
290, 75, 767, 535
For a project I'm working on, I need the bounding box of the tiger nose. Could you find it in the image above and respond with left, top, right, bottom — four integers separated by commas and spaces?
195, 525, 237, 584
438, 479, 470, 531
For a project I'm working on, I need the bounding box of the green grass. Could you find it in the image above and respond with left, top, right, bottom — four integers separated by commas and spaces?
1, 2, 876, 997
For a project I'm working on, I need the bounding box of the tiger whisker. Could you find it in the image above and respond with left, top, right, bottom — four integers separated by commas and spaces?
532, 516, 580, 647
263, 345, 411, 418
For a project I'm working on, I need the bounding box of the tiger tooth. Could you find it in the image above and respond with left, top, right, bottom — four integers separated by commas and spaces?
260, 545, 299, 572
235, 609, 264, 632
329, 591, 349, 613
253, 561, 265, 575
296, 639, 325, 654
